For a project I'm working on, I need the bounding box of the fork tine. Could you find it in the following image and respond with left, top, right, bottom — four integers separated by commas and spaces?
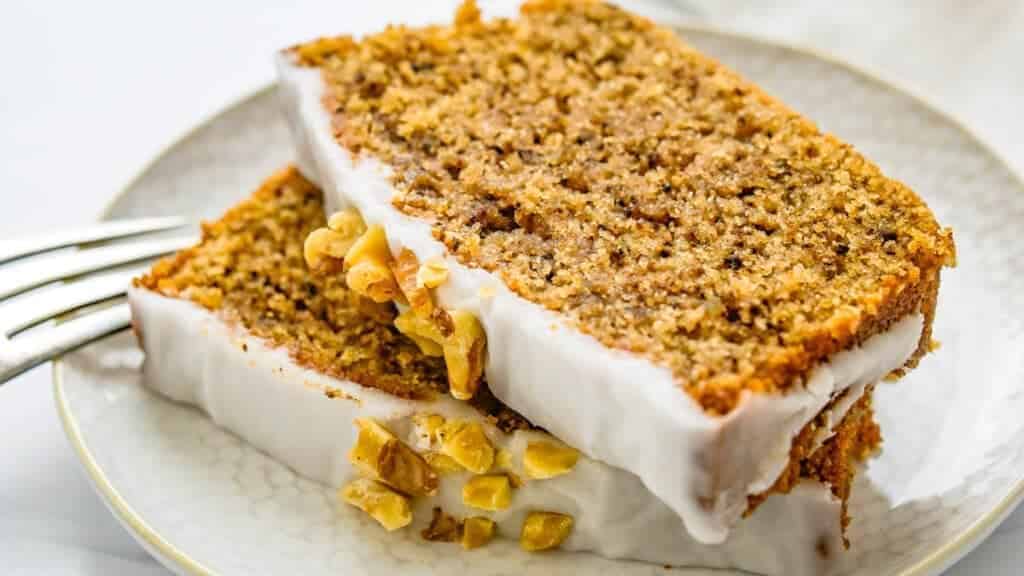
0, 304, 131, 383
0, 235, 196, 301
0, 216, 188, 265
0, 269, 143, 337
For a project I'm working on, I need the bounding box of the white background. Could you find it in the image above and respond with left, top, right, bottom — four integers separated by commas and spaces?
1, 1, 1022, 574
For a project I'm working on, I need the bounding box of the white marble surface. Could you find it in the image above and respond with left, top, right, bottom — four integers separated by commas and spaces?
0, 1, 1020, 574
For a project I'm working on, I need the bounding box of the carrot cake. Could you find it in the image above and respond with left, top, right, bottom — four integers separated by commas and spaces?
130, 168, 881, 574
276, 0, 954, 543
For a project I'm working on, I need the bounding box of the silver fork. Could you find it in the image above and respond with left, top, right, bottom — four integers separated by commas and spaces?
0, 218, 198, 383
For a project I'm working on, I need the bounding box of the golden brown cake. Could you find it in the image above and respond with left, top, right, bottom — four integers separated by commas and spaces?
130, 168, 880, 572
276, 0, 953, 543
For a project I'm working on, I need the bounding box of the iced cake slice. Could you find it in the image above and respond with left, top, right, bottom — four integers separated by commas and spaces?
276, 0, 955, 543
130, 168, 880, 574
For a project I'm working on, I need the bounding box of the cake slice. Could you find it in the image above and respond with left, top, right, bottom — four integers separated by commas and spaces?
276, 0, 954, 543
130, 167, 881, 574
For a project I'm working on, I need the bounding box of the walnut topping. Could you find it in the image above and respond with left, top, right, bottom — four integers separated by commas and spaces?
461, 516, 496, 549
303, 208, 366, 273
392, 248, 435, 318
437, 420, 494, 473
462, 475, 513, 511
423, 452, 464, 474
394, 309, 445, 357
302, 228, 348, 273
412, 413, 446, 446
520, 511, 573, 551
417, 256, 450, 289
318, 213, 485, 400
394, 308, 486, 399
523, 438, 580, 479
421, 507, 462, 542
349, 418, 439, 496
340, 478, 412, 531
328, 208, 366, 237
344, 225, 401, 303
443, 310, 486, 400
313, 211, 485, 402
494, 448, 514, 470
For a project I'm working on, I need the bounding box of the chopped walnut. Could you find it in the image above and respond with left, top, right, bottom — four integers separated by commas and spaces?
520, 511, 573, 551
437, 420, 494, 473
417, 256, 450, 289
395, 310, 445, 357
423, 452, 464, 474
340, 478, 412, 531
421, 507, 462, 542
328, 208, 366, 237
443, 310, 486, 400
461, 516, 496, 549
344, 225, 401, 303
462, 475, 513, 511
523, 438, 580, 479
412, 413, 446, 446
348, 418, 439, 496
394, 308, 486, 399
392, 248, 435, 318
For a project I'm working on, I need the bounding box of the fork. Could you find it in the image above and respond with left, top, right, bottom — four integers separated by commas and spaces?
0, 218, 198, 384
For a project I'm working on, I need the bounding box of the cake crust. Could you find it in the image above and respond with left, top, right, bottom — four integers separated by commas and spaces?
291, 0, 954, 414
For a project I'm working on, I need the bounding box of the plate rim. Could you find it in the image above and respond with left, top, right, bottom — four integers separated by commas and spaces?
55, 343, 215, 576
51, 22, 1024, 576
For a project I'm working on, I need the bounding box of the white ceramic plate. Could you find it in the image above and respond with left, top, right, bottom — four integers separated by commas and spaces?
54, 26, 1024, 576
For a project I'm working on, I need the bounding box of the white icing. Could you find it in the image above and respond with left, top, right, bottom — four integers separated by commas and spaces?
128, 287, 848, 574
275, 57, 925, 544
810, 380, 872, 454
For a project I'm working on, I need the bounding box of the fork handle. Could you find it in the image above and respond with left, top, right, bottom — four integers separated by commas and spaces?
0, 305, 131, 384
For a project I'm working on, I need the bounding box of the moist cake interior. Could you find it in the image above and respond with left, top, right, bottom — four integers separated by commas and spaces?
293, 0, 954, 414
135, 166, 880, 539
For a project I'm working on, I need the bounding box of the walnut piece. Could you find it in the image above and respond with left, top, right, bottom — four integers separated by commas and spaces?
303, 228, 347, 272
349, 418, 439, 496
395, 309, 445, 357
520, 511, 573, 551
437, 420, 494, 473
423, 452, 464, 474
443, 310, 486, 400
462, 475, 513, 511
461, 516, 496, 549
523, 439, 580, 479
303, 208, 366, 273
344, 225, 401, 303
328, 208, 366, 237
340, 478, 412, 531
421, 507, 461, 542
417, 256, 450, 289
392, 248, 435, 318
411, 413, 446, 446
394, 308, 486, 399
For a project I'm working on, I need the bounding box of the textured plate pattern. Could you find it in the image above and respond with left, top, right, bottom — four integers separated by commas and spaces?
56, 29, 1024, 576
